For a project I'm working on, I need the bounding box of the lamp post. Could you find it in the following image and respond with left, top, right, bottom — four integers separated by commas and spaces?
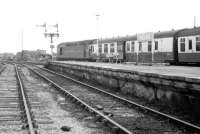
37, 23, 59, 60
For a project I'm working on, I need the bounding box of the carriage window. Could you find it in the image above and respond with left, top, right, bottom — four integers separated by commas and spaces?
139, 42, 142, 51
155, 41, 158, 50
196, 37, 200, 51
90, 45, 94, 52
148, 41, 152, 52
60, 47, 63, 55
180, 38, 185, 52
110, 43, 115, 53
117, 44, 122, 52
188, 40, 192, 50
104, 44, 108, 53
126, 42, 131, 52
131, 41, 135, 52
180, 38, 185, 42
99, 44, 102, 53
92, 46, 94, 52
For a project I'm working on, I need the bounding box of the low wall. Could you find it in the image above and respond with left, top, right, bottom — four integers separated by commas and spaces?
47, 62, 200, 119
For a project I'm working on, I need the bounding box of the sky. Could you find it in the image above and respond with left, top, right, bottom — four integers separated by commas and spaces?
0, 0, 199, 54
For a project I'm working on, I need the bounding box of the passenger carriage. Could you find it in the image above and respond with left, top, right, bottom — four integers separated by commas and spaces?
57, 27, 200, 65
177, 27, 200, 64
124, 31, 177, 63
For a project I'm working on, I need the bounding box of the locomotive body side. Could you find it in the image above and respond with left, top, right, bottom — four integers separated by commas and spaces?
57, 43, 86, 60
57, 40, 95, 61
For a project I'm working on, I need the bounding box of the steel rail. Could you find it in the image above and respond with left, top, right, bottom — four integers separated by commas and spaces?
35, 65, 200, 132
25, 65, 133, 134
15, 64, 36, 134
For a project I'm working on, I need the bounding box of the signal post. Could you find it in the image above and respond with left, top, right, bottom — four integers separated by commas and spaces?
37, 23, 59, 60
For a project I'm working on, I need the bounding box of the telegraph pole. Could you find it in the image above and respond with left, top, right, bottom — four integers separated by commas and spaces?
96, 14, 100, 55
37, 23, 59, 60
21, 28, 24, 61
194, 16, 196, 28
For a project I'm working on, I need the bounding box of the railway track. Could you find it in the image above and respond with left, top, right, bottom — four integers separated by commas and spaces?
0, 64, 22, 134
24, 64, 193, 134
0, 64, 36, 134
15, 64, 36, 134
0, 64, 66, 134
17, 65, 59, 133
0, 63, 114, 134
19, 64, 111, 134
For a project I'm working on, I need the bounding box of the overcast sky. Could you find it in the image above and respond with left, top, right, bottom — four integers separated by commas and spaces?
0, 0, 199, 54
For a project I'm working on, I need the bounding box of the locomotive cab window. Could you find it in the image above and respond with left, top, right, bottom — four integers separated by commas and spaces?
196, 37, 200, 51
180, 38, 185, 52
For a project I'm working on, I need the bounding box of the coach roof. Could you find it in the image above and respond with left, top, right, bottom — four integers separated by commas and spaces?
99, 30, 178, 43
58, 39, 95, 47
177, 27, 200, 37
99, 35, 137, 43
154, 30, 178, 38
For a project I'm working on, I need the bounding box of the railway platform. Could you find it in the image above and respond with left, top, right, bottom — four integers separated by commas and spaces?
46, 61, 200, 122
53, 61, 200, 80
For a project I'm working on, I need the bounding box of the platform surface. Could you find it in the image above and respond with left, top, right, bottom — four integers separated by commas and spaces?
53, 61, 200, 79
